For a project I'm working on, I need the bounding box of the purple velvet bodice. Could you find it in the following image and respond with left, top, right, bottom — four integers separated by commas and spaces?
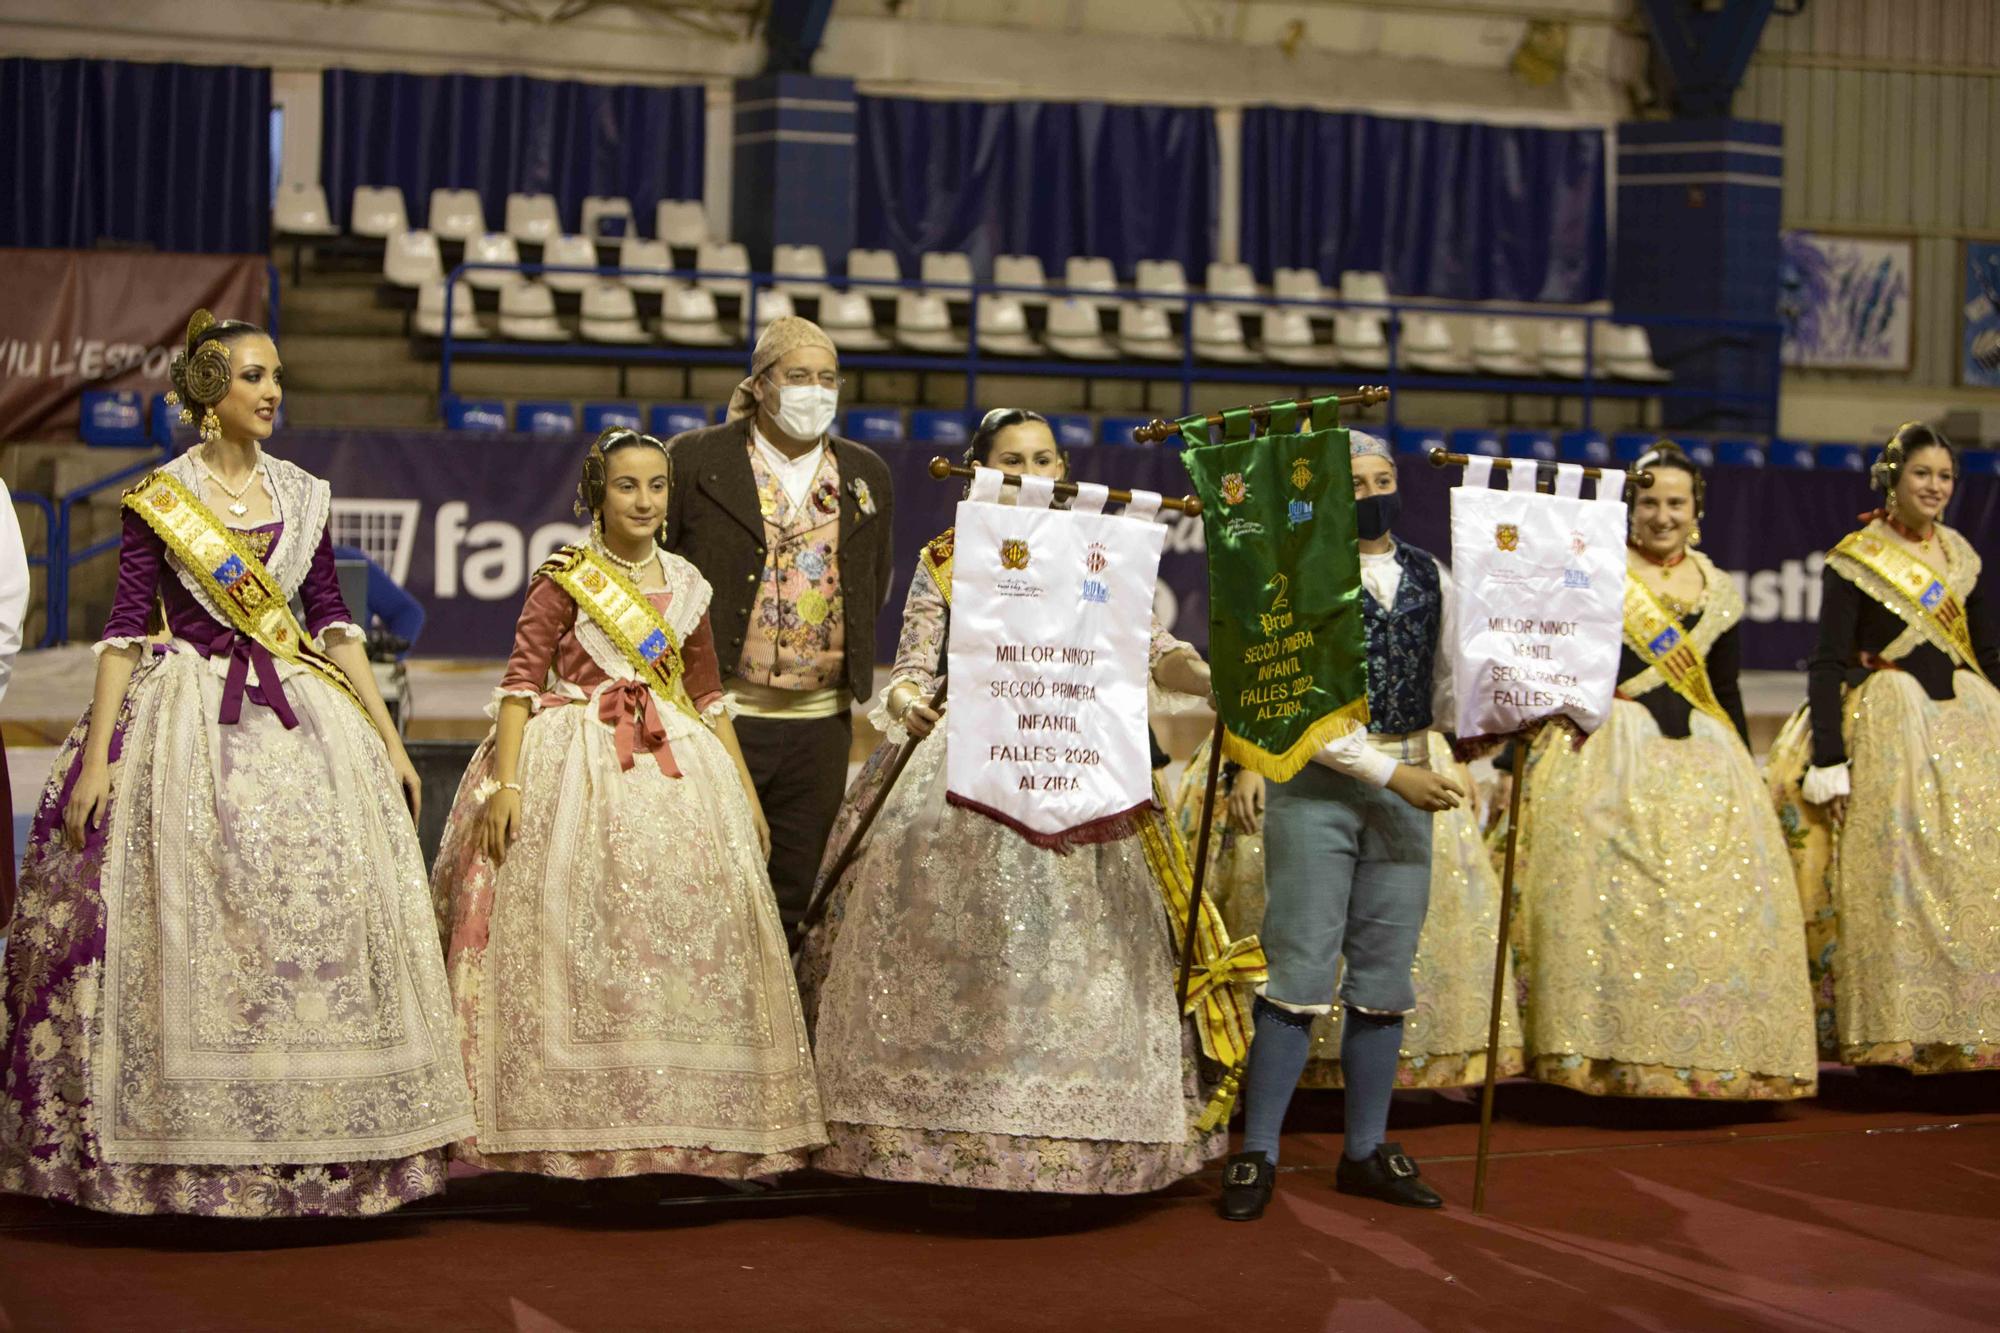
100, 512, 356, 726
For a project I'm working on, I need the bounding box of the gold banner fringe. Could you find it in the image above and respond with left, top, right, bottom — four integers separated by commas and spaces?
1219, 693, 1372, 784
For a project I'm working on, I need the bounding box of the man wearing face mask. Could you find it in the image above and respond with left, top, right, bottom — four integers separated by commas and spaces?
662, 316, 895, 926
1219, 428, 1465, 1222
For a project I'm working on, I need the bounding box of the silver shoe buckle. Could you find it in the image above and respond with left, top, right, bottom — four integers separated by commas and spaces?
1386, 1153, 1417, 1179
1225, 1161, 1263, 1187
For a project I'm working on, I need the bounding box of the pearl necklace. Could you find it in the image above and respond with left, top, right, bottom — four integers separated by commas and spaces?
591, 533, 656, 580
196, 449, 263, 518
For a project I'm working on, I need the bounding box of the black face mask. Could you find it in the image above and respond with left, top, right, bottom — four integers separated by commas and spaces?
1355, 491, 1401, 541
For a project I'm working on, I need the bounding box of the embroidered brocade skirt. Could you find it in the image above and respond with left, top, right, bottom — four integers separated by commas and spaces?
1768, 669, 2000, 1073
1170, 733, 1523, 1090
431, 693, 824, 1180
1512, 699, 1818, 1098
0, 649, 473, 1218
800, 731, 1220, 1194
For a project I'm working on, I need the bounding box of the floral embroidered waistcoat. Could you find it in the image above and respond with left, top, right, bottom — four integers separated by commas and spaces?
1360, 541, 1442, 736
737, 443, 847, 690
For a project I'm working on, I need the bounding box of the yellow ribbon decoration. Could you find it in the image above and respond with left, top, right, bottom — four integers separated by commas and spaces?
1136, 787, 1269, 1130
122, 471, 365, 717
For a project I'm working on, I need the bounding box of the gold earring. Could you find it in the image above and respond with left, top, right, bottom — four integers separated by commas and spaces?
199, 407, 222, 445
1687, 524, 1701, 547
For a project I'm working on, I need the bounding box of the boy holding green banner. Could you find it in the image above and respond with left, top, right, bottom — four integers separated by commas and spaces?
1182, 410, 1464, 1219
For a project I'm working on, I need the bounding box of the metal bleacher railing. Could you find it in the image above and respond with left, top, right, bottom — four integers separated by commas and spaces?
436, 260, 1786, 441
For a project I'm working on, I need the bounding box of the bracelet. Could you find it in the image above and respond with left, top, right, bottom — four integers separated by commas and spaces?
499, 781, 522, 793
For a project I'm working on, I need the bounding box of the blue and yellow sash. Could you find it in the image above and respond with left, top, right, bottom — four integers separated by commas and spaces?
1830, 530, 1989, 684
1620, 578, 1733, 728
123, 470, 364, 716
538, 544, 699, 718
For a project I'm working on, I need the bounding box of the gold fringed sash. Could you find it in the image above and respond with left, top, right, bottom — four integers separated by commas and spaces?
539, 545, 701, 719
122, 471, 364, 717
1137, 783, 1268, 1132
1830, 530, 1989, 684
1619, 579, 1734, 728
920, 527, 955, 605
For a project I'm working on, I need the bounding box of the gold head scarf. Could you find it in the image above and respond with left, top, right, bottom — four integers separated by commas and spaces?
726, 315, 839, 422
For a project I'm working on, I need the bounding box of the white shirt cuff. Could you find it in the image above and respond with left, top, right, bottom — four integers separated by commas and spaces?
1310, 730, 1400, 788
1802, 763, 1851, 804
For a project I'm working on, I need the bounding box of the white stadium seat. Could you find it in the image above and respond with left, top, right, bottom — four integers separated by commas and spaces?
1401, 314, 1470, 373
504, 192, 562, 245
773, 244, 830, 296
1191, 304, 1257, 364
920, 251, 975, 294
1044, 297, 1117, 360
580, 195, 635, 240
846, 248, 902, 293
1334, 311, 1390, 371
1204, 261, 1258, 300
426, 188, 486, 243
1064, 256, 1119, 307
1340, 269, 1392, 304
383, 230, 443, 289
541, 234, 601, 294
894, 292, 965, 354
1599, 324, 1672, 382
750, 288, 797, 339
414, 280, 485, 339
1472, 319, 1536, 376
1263, 308, 1337, 367
1538, 321, 1588, 378
498, 281, 566, 341
580, 284, 650, 344
817, 290, 892, 351
463, 233, 524, 291
1272, 267, 1329, 305
349, 186, 409, 240
994, 254, 1049, 304
274, 183, 338, 237
1115, 301, 1180, 361
618, 237, 674, 293
1135, 259, 1189, 310
975, 295, 1040, 357
655, 199, 710, 249
696, 241, 750, 300
658, 285, 734, 346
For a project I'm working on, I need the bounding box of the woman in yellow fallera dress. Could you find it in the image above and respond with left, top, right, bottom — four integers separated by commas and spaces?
1769, 423, 2000, 1072
1509, 442, 1818, 1099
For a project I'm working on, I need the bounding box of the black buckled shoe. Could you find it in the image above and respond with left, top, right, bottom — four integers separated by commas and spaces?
1335, 1142, 1443, 1209
1218, 1151, 1277, 1222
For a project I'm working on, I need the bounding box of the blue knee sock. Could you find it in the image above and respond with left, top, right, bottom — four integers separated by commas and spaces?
1238, 998, 1316, 1165
1340, 1008, 1405, 1162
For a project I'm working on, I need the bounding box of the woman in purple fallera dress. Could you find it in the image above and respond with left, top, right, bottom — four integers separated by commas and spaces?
0, 313, 473, 1218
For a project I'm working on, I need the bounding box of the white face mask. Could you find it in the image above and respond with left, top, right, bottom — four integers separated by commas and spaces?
769, 383, 838, 441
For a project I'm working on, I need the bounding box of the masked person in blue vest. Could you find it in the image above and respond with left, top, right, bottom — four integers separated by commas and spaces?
1219, 428, 1465, 1221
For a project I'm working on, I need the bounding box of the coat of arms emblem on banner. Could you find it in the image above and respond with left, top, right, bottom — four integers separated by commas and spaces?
999, 538, 1030, 570
1495, 523, 1520, 552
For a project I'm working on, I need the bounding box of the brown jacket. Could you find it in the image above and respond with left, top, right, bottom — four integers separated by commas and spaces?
661, 416, 895, 702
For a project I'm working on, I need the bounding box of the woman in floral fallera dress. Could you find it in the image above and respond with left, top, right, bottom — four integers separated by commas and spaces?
797, 409, 1233, 1194
430, 430, 824, 1181
0, 312, 474, 1218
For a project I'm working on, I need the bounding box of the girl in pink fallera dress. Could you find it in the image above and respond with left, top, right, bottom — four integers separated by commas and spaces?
430, 429, 824, 1182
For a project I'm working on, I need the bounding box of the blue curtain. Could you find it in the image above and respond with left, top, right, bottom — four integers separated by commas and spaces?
0, 57, 270, 254
1240, 106, 1607, 303
854, 96, 1217, 279
321, 70, 704, 234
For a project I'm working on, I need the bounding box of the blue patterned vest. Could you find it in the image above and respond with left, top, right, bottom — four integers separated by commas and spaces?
1360, 541, 1443, 736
